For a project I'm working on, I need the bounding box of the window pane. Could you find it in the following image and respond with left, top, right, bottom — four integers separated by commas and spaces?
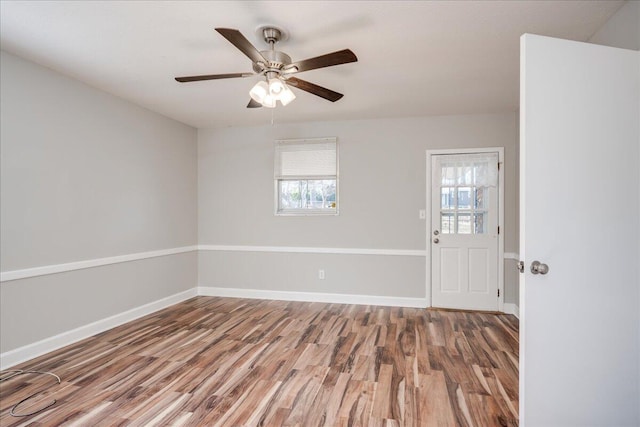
441, 212, 455, 234
474, 187, 486, 209
441, 166, 456, 186
458, 166, 473, 185
279, 180, 300, 209
308, 180, 336, 209
279, 179, 336, 211
457, 213, 471, 234
441, 187, 454, 209
474, 212, 486, 234
457, 187, 472, 209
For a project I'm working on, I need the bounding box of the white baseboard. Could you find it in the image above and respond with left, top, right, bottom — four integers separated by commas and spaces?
0, 288, 197, 370
198, 286, 428, 308
504, 302, 520, 318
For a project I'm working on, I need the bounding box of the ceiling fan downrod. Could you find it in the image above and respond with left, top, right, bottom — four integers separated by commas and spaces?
262, 27, 281, 47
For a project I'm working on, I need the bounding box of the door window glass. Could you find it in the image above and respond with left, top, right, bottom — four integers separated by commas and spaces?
436, 153, 498, 235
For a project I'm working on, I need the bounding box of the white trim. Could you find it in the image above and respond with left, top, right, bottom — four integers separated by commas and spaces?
425, 147, 506, 311
0, 246, 198, 282
198, 286, 428, 308
504, 252, 520, 260
198, 245, 426, 257
0, 288, 197, 369
1, 245, 426, 283
503, 303, 520, 318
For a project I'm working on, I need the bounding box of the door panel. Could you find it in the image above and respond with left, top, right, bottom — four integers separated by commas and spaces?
439, 248, 460, 292
468, 248, 488, 292
520, 34, 639, 425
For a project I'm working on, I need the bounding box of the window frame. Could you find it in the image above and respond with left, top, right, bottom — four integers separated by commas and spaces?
274, 137, 339, 216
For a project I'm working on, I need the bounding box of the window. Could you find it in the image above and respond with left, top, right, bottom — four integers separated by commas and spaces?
274, 138, 338, 215
436, 153, 498, 234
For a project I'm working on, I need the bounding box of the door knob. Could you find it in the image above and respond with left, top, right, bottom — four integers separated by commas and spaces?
433, 230, 439, 236
530, 260, 549, 275
433, 238, 439, 244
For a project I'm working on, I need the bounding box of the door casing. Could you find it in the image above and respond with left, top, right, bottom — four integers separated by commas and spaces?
425, 147, 505, 311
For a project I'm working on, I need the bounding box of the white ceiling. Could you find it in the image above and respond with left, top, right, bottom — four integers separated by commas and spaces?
0, 1, 623, 129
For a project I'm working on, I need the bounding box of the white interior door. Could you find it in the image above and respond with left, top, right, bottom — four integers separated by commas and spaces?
430, 151, 501, 311
520, 34, 639, 426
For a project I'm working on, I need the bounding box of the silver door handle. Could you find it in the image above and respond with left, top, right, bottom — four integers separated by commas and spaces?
530, 260, 549, 275
433, 238, 439, 244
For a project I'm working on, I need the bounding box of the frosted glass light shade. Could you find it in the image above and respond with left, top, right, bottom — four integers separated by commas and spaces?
262, 94, 276, 108
279, 86, 296, 106
268, 78, 285, 96
249, 81, 269, 103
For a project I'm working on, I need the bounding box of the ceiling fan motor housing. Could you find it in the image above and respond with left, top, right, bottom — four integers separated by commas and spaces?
253, 50, 292, 74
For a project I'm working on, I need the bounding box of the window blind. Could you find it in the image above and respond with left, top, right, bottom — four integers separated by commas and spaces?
274, 138, 337, 179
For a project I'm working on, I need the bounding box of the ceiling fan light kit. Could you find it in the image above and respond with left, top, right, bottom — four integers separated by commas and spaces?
248, 76, 296, 108
175, 25, 357, 109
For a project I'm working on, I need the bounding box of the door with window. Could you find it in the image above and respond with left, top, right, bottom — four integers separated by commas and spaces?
429, 150, 501, 311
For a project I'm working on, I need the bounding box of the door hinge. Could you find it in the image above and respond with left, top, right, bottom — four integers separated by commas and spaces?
497, 289, 500, 297
498, 162, 501, 171
497, 226, 500, 234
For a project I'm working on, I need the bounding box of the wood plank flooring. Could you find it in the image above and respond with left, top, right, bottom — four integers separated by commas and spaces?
0, 297, 519, 426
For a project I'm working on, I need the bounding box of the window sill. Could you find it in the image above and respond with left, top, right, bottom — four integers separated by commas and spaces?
275, 210, 338, 217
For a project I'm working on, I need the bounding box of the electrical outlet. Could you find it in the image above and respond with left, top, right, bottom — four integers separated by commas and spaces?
419, 209, 426, 219
318, 269, 325, 280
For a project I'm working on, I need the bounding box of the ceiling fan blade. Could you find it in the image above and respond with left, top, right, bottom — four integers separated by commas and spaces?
215, 28, 268, 66
283, 49, 357, 74
175, 73, 253, 82
285, 77, 344, 102
247, 99, 262, 108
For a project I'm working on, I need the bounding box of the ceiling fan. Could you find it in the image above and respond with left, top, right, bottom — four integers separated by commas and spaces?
175, 26, 358, 108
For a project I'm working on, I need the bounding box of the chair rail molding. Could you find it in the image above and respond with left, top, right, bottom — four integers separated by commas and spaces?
0, 246, 198, 282
198, 244, 426, 257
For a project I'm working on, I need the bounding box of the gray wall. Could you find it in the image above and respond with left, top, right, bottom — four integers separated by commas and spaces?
1, 254, 196, 351
589, 0, 640, 51
198, 113, 519, 302
0, 51, 198, 353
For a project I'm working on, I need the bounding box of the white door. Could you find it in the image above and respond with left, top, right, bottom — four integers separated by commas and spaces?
520, 34, 639, 426
429, 150, 502, 311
